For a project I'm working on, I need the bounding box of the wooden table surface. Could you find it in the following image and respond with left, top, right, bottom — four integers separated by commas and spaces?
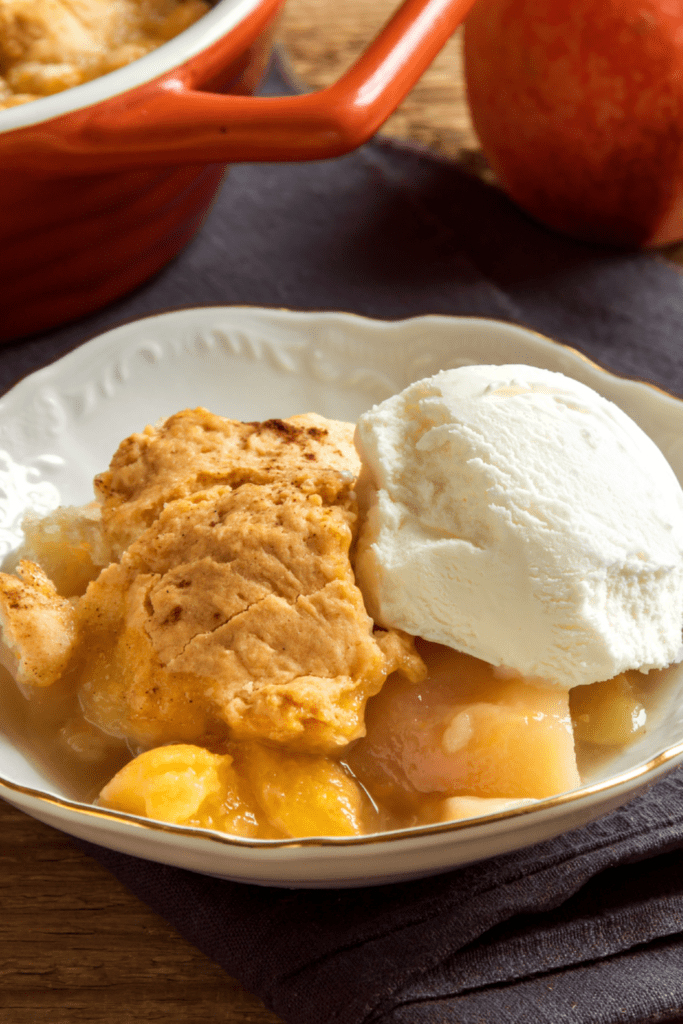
279, 0, 480, 165
0, 4, 474, 1022
3, 3, 678, 1023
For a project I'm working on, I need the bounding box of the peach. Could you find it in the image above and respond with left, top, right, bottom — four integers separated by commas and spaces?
463, 0, 683, 247
570, 673, 647, 746
98, 744, 269, 837
347, 643, 580, 817
240, 743, 369, 837
98, 741, 372, 838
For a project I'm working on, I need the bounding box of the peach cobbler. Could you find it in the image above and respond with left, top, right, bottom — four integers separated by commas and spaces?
0, 0, 210, 109
0, 409, 654, 839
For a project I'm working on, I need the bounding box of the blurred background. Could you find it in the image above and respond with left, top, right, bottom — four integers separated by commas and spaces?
279, 0, 482, 165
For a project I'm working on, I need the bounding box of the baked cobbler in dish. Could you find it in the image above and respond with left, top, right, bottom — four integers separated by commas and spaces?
0, 0, 209, 109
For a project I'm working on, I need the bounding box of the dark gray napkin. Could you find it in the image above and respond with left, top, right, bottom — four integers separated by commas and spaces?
6, 58, 683, 397
7, 56, 683, 1024
78, 772, 683, 1024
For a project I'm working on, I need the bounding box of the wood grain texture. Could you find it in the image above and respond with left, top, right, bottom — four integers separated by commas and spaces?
277, 0, 485, 167
0, 800, 282, 1022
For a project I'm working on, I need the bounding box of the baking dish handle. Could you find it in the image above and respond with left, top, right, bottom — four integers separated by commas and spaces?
21, 0, 477, 170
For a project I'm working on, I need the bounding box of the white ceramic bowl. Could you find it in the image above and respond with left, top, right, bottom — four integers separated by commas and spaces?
1, 307, 682, 888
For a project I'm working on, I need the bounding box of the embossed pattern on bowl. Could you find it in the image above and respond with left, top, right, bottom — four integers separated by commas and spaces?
0, 306, 682, 887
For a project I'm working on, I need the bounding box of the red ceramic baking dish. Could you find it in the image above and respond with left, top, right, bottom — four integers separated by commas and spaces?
0, 0, 476, 342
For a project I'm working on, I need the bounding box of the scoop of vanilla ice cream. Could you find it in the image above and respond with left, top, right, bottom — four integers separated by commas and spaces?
354, 365, 683, 688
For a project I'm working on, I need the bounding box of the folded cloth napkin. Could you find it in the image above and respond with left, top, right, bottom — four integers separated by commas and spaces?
9, 55, 683, 1024
79, 777, 683, 1024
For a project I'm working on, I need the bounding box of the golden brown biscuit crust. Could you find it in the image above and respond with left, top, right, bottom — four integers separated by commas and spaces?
74, 411, 423, 753
0, 559, 75, 687
95, 410, 361, 555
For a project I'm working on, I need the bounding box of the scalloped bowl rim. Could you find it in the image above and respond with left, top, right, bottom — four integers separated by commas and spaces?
0, 305, 682, 886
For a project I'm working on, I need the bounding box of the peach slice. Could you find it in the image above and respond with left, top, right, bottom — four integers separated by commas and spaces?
239, 742, 369, 838
99, 740, 372, 839
348, 641, 580, 814
570, 673, 647, 747
98, 743, 270, 837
